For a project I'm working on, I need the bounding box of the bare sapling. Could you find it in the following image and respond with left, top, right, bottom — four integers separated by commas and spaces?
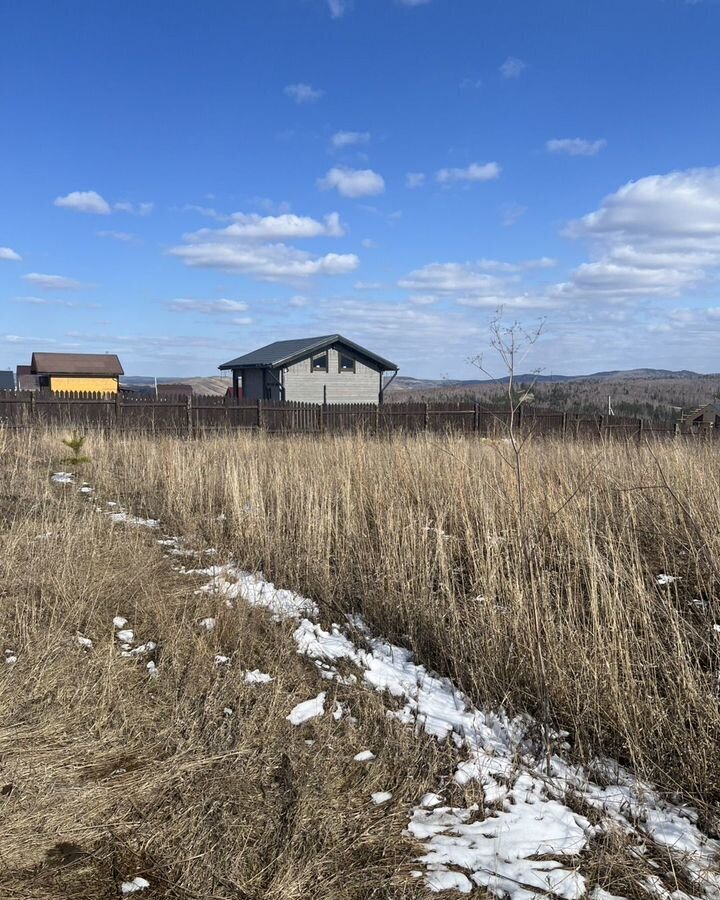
470, 313, 554, 765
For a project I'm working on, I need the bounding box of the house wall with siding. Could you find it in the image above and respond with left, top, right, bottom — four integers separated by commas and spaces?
49, 376, 119, 394
282, 347, 381, 404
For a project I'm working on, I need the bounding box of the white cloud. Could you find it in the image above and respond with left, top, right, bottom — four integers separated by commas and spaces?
317, 166, 385, 198
500, 56, 527, 79
501, 203, 527, 227
114, 200, 154, 215
361, 238, 377, 249
331, 130, 371, 149
400, 262, 510, 299
54, 190, 111, 215
0, 246, 21, 261
398, 259, 560, 310
97, 231, 136, 242
169, 206, 355, 283
192, 211, 344, 241
166, 298, 250, 315
408, 295, 437, 305
406, 172, 426, 189
22, 272, 87, 290
560, 166, 720, 301
547, 138, 607, 157
3, 334, 58, 345
354, 281, 382, 290
436, 162, 501, 184
183, 204, 224, 219
169, 242, 358, 281
289, 295, 309, 307
284, 83, 324, 104
12, 295, 100, 309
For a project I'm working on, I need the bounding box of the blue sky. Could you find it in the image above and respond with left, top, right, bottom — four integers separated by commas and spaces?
2, 0, 720, 378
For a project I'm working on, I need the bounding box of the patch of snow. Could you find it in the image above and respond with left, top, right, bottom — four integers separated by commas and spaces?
354, 750, 376, 762
76, 634, 93, 650
146, 661, 158, 679
118, 516, 720, 899
371, 791, 393, 805
79, 485, 94, 494
5, 649, 18, 665
243, 669, 273, 684
287, 692, 326, 725
120, 876, 150, 895
121, 641, 156, 658
113, 616, 128, 629
590, 888, 627, 900
214, 654, 231, 666
51, 472, 74, 484
109, 512, 159, 528
657, 573, 679, 585
223, 706, 233, 716
198, 617, 216, 632
192, 564, 318, 620
116, 629, 134, 643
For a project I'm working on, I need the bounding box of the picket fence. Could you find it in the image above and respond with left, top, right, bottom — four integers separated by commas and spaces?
0, 390, 708, 440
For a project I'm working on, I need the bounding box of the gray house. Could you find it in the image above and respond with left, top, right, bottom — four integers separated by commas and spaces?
219, 335, 398, 404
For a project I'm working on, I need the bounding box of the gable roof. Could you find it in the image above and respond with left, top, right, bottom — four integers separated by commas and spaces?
31, 352, 124, 376
219, 334, 398, 372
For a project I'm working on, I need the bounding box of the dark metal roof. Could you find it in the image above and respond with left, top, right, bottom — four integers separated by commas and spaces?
0, 371, 15, 390
219, 334, 398, 372
31, 352, 124, 376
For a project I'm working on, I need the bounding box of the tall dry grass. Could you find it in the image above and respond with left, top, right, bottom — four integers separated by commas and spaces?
84, 429, 720, 808
4, 427, 720, 813
0, 429, 457, 899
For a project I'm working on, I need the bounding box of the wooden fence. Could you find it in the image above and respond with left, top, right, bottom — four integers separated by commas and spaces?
0, 390, 712, 440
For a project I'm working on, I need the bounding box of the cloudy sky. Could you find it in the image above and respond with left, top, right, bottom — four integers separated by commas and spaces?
2, 0, 720, 378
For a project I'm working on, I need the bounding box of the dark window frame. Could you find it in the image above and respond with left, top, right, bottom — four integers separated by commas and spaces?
338, 352, 356, 374
310, 352, 329, 373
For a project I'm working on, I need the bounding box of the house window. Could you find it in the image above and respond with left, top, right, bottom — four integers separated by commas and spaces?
339, 353, 355, 373
311, 352, 328, 372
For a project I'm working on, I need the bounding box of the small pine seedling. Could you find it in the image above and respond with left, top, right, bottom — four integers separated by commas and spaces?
61, 433, 90, 466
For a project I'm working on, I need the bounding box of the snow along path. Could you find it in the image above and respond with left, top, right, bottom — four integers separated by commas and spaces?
58, 477, 720, 900
184, 563, 720, 900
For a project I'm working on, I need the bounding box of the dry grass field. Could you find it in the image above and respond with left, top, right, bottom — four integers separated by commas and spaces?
2, 426, 720, 898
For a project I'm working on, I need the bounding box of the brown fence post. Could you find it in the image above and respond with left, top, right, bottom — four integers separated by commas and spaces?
375, 401, 380, 434
29, 391, 36, 423
561, 411, 567, 440
424, 402, 429, 431
674, 421, 680, 438
473, 402, 479, 434
186, 395, 193, 437
257, 399, 263, 430
637, 418, 644, 444
115, 391, 122, 428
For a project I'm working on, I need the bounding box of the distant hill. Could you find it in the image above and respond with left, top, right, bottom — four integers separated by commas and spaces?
121, 376, 230, 396
385, 368, 708, 392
